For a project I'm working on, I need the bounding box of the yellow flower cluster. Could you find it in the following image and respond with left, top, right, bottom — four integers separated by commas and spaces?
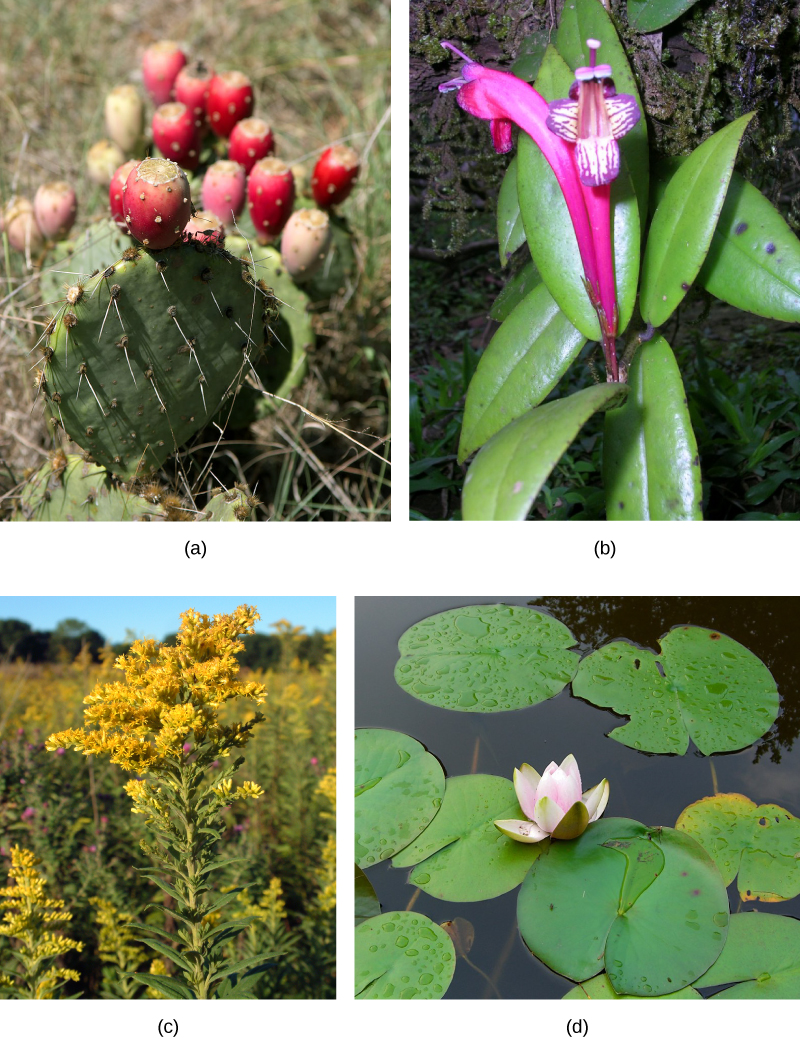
0, 846, 83, 998
89, 898, 147, 972
233, 877, 287, 932
317, 767, 336, 818
315, 835, 336, 914
213, 778, 264, 801
46, 606, 266, 772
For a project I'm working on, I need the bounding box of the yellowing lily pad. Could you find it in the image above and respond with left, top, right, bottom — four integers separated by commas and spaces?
563, 973, 701, 999
676, 793, 800, 902
355, 728, 445, 869
355, 911, 456, 999
394, 605, 578, 713
572, 626, 779, 754
696, 913, 800, 998
517, 818, 729, 996
393, 774, 543, 901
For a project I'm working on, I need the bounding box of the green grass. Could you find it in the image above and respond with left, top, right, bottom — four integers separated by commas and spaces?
0, 0, 390, 521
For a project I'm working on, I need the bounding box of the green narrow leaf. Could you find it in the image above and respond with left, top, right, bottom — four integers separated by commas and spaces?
196, 856, 250, 878
462, 383, 628, 520
459, 281, 586, 462
627, 0, 701, 32
604, 335, 702, 520
135, 936, 194, 974
640, 113, 755, 327
215, 962, 273, 999
557, 0, 649, 228
203, 889, 243, 916
209, 953, 274, 983
511, 29, 549, 82
698, 171, 800, 322
205, 917, 256, 943
140, 873, 181, 901
125, 972, 195, 999
497, 157, 526, 266
489, 261, 542, 322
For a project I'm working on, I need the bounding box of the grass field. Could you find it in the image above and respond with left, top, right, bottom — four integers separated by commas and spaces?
0, 0, 390, 521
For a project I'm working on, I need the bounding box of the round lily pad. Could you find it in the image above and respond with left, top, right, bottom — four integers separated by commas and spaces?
676, 793, 800, 902
563, 974, 701, 999
517, 818, 729, 996
394, 605, 578, 713
696, 913, 800, 998
355, 864, 381, 927
355, 728, 445, 869
393, 774, 543, 901
572, 626, 779, 754
355, 911, 456, 999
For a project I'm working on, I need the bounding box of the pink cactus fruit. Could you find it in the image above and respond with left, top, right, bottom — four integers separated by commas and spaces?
123, 157, 192, 250
3, 197, 44, 254
142, 41, 187, 106
247, 158, 295, 243
104, 85, 144, 153
311, 145, 360, 208
201, 160, 246, 226
87, 140, 126, 186
280, 208, 332, 283
175, 60, 215, 132
109, 159, 140, 227
152, 103, 202, 171
184, 209, 225, 244
206, 71, 254, 139
33, 182, 78, 241
228, 117, 274, 174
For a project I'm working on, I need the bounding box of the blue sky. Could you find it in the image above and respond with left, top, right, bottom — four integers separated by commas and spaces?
0, 597, 335, 644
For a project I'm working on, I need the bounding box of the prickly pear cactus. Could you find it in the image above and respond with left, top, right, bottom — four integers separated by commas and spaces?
40, 236, 273, 481
200, 486, 257, 520
40, 219, 131, 304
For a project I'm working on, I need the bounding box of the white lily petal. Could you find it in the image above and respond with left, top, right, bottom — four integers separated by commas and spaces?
494, 818, 549, 843
533, 794, 567, 835
558, 753, 582, 793
582, 778, 610, 822
514, 764, 541, 819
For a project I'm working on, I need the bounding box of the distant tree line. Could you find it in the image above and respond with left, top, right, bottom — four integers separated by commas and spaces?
0, 619, 331, 670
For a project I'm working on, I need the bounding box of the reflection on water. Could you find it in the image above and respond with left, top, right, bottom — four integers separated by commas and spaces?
355, 596, 800, 1000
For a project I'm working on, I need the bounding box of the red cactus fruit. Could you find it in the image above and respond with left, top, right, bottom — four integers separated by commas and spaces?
33, 182, 78, 241
228, 117, 274, 174
311, 145, 360, 208
152, 103, 202, 170
184, 209, 225, 244
142, 41, 187, 106
109, 159, 140, 227
201, 160, 246, 227
3, 197, 44, 254
123, 157, 192, 250
104, 85, 144, 153
175, 60, 215, 132
247, 158, 295, 243
206, 71, 254, 138
280, 209, 332, 283
87, 140, 126, 186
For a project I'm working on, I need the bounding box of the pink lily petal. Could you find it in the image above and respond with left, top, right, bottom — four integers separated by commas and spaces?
494, 818, 550, 843
582, 778, 610, 822
537, 760, 580, 810
514, 763, 542, 819
558, 753, 582, 792
533, 793, 568, 833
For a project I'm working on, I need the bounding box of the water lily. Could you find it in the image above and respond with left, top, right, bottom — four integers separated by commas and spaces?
495, 754, 609, 843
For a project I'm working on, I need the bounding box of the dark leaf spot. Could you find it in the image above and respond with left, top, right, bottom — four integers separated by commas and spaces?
734, 222, 748, 235
765, 242, 776, 254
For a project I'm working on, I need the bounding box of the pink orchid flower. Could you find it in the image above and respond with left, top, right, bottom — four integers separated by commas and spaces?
439, 40, 640, 381
495, 754, 609, 843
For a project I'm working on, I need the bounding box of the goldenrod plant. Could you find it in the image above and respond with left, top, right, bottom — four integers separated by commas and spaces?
89, 898, 149, 999
0, 845, 83, 998
46, 606, 275, 999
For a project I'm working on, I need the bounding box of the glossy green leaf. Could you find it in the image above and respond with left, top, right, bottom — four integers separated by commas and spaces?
127, 972, 195, 999
459, 282, 585, 462
557, 0, 649, 227
640, 113, 755, 327
676, 794, 800, 901
696, 914, 800, 998
489, 261, 542, 322
394, 604, 578, 712
497, 157, 526, 266
518, 819, 728, 995
354, 728, 445, 869
355, 912, 456, 999
563, 973, 701, 999
463, 383, 628, 520
393, 774, 543, 901
356, 864, 381, 927
511, 29, 549, 82
603, 335, 702, 520
627, 0, 701, 32
572, 625, 779, 754
698, 171, 800, 322
518, 47, 600, 341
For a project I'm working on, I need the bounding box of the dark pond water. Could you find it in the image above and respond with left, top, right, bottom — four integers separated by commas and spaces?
355, 596, 800, 1000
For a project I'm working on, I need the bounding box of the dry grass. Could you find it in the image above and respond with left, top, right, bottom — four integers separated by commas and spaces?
0, 0, 390, 521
